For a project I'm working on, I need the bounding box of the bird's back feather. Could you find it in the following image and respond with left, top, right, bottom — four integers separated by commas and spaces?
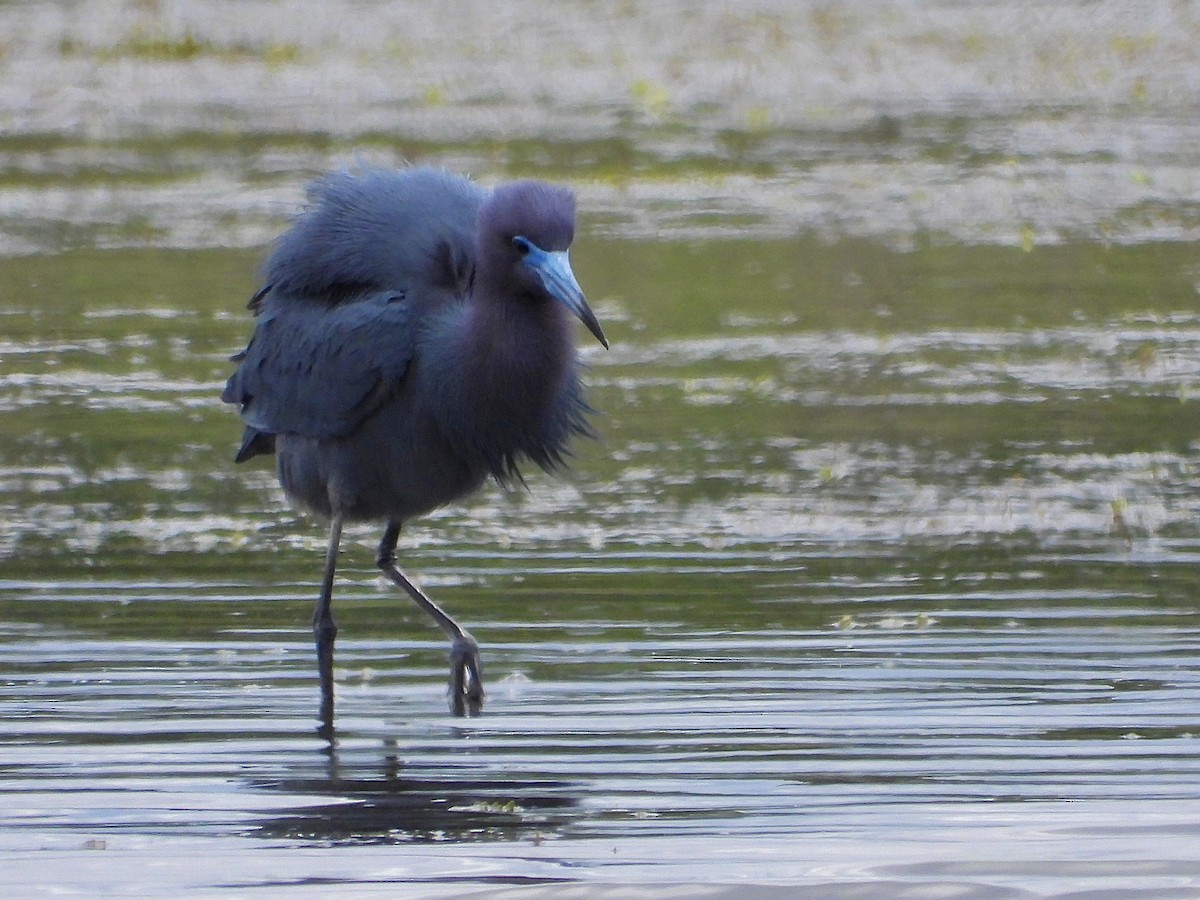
223, 167, 486, 458
265, 166, 483, 302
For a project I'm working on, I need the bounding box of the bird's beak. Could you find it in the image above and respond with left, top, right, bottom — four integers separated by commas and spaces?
526, 248, 609, 349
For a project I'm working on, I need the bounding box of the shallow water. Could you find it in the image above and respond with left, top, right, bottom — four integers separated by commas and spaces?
4, 237, 1199, 896
3, 1, 1200, 896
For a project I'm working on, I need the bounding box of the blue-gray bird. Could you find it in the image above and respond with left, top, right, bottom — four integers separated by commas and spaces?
221, 166, 607, 725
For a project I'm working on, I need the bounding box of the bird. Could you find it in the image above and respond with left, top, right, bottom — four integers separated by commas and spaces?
221, 165, 608, 728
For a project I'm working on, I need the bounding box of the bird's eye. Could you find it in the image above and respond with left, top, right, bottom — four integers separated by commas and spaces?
512, 236, 531, 257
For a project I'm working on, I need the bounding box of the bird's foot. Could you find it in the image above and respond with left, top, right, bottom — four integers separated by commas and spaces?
448, 633, 484, 717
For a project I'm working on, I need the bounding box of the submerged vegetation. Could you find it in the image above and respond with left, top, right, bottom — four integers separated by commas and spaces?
59, 26, 303, 65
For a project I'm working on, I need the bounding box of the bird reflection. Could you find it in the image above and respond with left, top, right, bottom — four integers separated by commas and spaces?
248, 737, 578, 845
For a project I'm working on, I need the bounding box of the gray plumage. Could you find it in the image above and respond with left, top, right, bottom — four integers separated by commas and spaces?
221, 165, 608, 727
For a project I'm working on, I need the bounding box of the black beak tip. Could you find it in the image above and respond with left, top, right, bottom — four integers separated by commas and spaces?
585, 317, 609, 350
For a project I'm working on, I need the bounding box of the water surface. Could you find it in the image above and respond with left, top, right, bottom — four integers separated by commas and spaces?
2, 1, 1200, 896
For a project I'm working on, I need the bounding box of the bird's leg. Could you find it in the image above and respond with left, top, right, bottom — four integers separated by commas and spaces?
314, 517, 342, 739
376, 521, 483, 717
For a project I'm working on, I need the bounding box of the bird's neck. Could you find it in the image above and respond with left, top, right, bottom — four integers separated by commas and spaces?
422, 288, 583, 482
460, 293, 574, 405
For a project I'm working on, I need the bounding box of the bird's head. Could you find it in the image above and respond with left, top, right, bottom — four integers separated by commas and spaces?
481, 181, 608, 349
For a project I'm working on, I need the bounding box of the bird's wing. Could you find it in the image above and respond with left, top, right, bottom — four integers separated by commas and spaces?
221, 290, 417, 444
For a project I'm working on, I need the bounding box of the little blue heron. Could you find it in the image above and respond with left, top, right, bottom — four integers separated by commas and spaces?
221, 166, 607, 726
